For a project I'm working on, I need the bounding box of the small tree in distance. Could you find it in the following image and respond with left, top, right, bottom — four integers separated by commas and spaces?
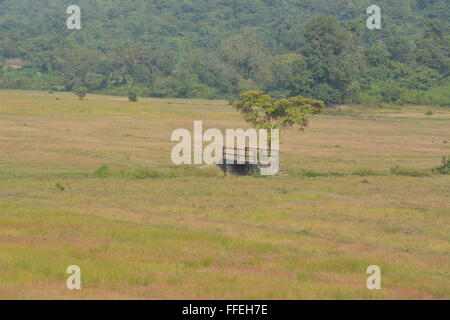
234, 91, 323, 133
233, 91, 323, 174
126, 75, 138, 102
74, 86, 87, 100
128, 90, 138, 102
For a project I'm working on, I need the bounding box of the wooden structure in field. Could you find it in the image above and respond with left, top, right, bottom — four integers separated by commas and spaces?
220, 146, 280, 176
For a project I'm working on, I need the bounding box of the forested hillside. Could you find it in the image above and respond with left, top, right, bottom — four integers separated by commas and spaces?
0, 0, 449, 105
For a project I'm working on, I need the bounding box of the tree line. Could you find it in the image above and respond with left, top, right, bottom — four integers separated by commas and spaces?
0, 0, 448, 106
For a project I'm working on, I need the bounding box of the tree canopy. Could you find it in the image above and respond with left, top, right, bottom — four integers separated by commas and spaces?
234, 91, 323, 131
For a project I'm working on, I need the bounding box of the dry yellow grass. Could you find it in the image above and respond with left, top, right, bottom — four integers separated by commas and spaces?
0, 90, 449, 299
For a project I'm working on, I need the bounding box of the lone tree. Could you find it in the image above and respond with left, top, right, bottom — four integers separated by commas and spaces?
128, 90, 138, 102
74, 86, 87, 100
126, 75, 138, 102
234, 91, 323, 134
231, 91, 323, 174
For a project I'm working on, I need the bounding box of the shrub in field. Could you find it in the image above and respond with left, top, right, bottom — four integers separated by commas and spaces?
55, 182, 65, 191
233, 91, 323, 175
353, 168, 383, 176
94, 164, 111, 178
390, 166, 431, 177
133, 168, 162, 179
74, 86, 87, 100
250, 168, 265, 178
433, 156, 450, 175
128, 91, 138, 102
286, 169, 346, 177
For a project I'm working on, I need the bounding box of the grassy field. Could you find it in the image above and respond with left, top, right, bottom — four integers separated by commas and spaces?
0, 90, 449, 299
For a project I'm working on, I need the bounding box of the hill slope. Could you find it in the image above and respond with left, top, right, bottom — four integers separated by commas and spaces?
0, 0, 449, 104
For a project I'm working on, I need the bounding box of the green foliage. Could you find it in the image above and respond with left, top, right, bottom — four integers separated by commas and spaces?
134, 168, 162, 179
0, 1, 448, 105
353, 168, 384, 177
378, 81, 405, 103
355, 80, 450, 107
128, 91, 138, 102
94, 164, 111, 178
365, 44, 391, 68
390, 166, 431, 177
386, 37, 413, 63
433, 156, 450, 175
251, 169, 266, 179
287, 15, 360, 104
286, 169, 346, 178
74, 86, 87, 100
55, 182, 65, 191
234, 91, 323, 130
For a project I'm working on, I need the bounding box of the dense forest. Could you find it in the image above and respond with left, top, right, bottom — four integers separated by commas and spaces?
0, 0, 449, 105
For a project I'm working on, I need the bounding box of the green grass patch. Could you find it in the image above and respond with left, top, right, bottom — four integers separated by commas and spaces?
390, 166, 432, 177
133, 168, 163, 179
433, 156, 450, 175
286, 169, 347, 178
352, 168, 386, 176
92, 165, 222, 180
94, 164, 112, 178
